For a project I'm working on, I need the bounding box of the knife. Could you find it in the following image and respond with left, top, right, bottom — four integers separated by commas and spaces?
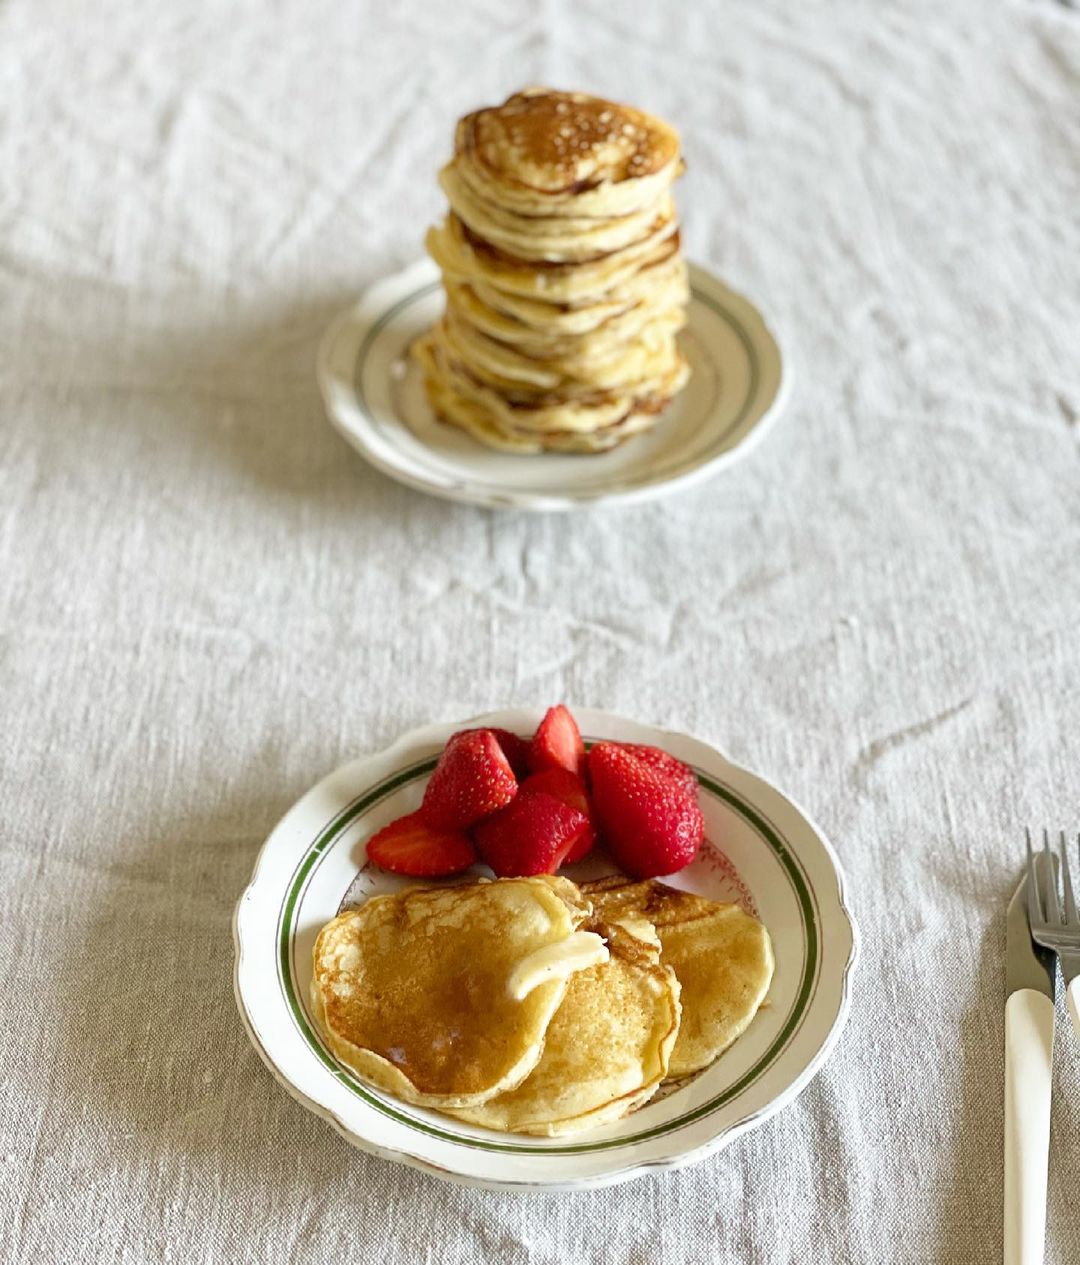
1004, 862, 1057, 1265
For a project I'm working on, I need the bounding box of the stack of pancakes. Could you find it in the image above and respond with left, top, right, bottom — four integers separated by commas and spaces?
311, 874, 773, 1137
413, 88, 691, 454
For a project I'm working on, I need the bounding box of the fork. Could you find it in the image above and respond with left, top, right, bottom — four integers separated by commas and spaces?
1027, 827, 1080, 1038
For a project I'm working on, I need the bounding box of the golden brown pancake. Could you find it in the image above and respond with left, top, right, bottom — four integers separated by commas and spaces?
455, 88, 683, 214
414, 329, 687, 453
583, 878, 775, 1078
439, 164, 675, 264
445, 265, 689, 355
447, 917, 681, 1135
426, 213, 681, 302
310, 877, 604, 1108
440, 305, 686, 392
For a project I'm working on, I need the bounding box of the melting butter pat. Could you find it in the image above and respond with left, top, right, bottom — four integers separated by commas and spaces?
506, 931, 609, 1001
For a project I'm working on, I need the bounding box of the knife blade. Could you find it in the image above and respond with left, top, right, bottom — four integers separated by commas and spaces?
1007, 863, 1056, 1000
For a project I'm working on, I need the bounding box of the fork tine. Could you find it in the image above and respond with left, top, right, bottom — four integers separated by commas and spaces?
1042, 827, 1062, 924
1063, 830, 1078, 924
1026, 826, 1043, 924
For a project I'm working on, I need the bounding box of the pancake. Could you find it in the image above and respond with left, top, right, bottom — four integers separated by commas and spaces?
414, 329, 687, 453
438, 164, 675, 264
310, 877, 606, 1109
441, 306, 686, 392
416, 376, 666, 454
426, 214, 681, 304
467, 251, 689, 337
453, 87, 683, 217
416, 88, 691, 454
447, 916, 681, 1136
583, 878, 774, 1078
446, 265, 689, 355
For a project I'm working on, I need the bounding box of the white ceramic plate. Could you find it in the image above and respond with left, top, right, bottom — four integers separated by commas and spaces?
233, 709, 857, 1190
316, 261, 790, 511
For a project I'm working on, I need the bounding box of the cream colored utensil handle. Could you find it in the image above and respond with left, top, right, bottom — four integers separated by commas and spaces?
1068, 978, 1080, 1043
1004, 989, 1055, 1265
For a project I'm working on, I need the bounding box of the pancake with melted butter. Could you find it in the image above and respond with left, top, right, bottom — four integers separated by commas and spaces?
583, 878, 774, 1078
447, 916, 681, 1136
310, 877, 605, 1109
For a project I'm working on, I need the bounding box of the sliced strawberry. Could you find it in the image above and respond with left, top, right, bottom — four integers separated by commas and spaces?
527, 705, 585, 778
472, 789, 590, 878
451, 726, 531, 780
421, 730, 518, 831
619, 743, 698, 794
520, 768, 596, 863
366, 811, 476, 877
587, 742, 704, 878
522, 768, 590, 815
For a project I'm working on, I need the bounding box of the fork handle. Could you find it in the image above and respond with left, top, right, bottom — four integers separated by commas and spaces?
1068, 977, 1080, 1042
1005, 989, 1054, 1265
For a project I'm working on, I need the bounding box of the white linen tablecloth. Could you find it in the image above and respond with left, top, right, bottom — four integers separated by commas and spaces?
2, 1, 1079, 1260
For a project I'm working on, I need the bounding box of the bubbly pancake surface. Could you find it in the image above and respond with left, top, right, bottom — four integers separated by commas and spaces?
460, 88, 681, 197
414, 87, 691, 454
583, 878, 775, 1078
448, 917, 682, 1136
310, 878, 593, 1108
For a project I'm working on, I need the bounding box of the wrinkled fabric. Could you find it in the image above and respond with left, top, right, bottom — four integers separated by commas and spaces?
2, 1, 1079, 1262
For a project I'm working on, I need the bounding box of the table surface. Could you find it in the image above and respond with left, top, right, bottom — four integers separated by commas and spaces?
3, 1, 1080, 1261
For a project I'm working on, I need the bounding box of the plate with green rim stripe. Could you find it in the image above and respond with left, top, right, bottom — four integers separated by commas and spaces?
233, 708, 857, 1190
316, 260, 790, 511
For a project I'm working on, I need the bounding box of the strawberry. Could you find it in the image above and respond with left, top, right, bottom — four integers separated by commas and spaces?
421, 730, 517, 831
472, 789, 590, 878
527, 705, 585, 778
451, 726, 531, 780
520, 768, 596, 863
587, 742, 704, 878
366, 811, 476, 877
619, 743, 698, 795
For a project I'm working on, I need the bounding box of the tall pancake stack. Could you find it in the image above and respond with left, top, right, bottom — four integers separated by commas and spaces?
414, 88, 691, 454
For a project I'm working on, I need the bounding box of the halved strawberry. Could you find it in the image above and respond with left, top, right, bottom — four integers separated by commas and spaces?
588, 742, 704, 878
366, 811, 476, 877
421, 729, 518, 831
520, 768, 596, 863
527, 705, 585, 778
619, 743, 698, 795
472, 789, 590, 878
451, 726, 531, 780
